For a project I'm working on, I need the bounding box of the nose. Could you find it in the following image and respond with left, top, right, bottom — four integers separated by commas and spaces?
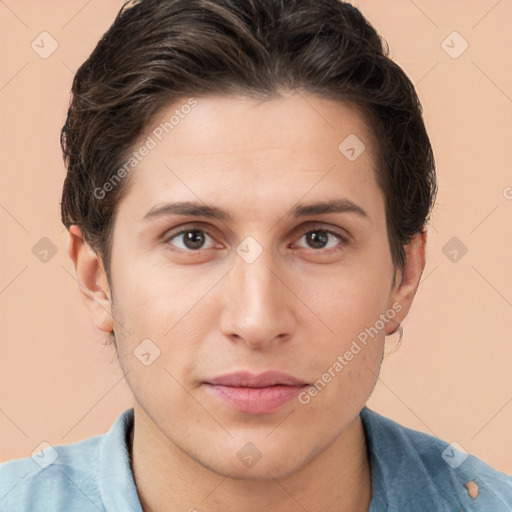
219, 245, 297, 349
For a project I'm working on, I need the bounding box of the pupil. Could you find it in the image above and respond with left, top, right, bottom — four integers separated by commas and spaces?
185, 231, 204, 249
307, 231, 327, 249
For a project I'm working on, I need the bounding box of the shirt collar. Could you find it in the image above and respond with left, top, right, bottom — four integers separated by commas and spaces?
99, 407, 142, 512
360, 405, 460, 511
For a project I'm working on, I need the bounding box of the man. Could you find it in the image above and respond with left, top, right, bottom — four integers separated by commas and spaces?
1, 0, 511, 510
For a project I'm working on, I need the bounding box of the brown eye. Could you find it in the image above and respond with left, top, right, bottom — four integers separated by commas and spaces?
166, 229, 216, 251
296, 229, 346, 251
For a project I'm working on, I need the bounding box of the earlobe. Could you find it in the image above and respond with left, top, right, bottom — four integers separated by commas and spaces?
67, 225, 114, 333
386, 230, 427, 335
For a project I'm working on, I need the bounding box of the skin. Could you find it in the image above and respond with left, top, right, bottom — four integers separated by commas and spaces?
68, 92, 426, 512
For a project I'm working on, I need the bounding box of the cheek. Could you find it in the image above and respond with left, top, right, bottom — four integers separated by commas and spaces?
305, 261, 392, 334
111, 277, 204, 415
293, 264, 389, 385
110, 256, 216, 380
111, 252, 202, 332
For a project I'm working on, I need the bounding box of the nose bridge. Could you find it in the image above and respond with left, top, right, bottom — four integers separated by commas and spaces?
221, 238, 295, 346
233, 241, 281, 314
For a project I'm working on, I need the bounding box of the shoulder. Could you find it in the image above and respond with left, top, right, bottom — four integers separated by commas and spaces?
0, 434, 104, 512
360, 406, 512, 511
0, 408, 138, 512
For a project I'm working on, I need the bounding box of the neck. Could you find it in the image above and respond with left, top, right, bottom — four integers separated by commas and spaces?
129, 404, 372, 512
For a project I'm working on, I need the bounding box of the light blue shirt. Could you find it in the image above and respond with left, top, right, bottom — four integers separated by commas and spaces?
1, 406, 511, 511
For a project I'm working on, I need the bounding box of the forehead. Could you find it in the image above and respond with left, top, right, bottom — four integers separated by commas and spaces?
148, 93, 376, 160
117, 93, 383, 223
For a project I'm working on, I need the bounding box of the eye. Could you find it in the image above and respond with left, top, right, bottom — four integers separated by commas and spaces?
163, 223, 349, 254
165, 227, 217, 251
294, 227, 347, 251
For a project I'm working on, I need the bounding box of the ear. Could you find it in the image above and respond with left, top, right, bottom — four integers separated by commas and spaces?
67, 225, 113, 333
385, 230, 427, 335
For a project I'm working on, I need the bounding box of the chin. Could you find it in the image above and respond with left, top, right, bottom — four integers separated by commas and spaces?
196, 441, 313, 482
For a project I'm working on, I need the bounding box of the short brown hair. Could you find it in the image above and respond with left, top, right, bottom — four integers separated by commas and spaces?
61, 0, 437, 280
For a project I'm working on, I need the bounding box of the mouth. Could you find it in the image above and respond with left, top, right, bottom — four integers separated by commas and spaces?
202, 370, 309, 415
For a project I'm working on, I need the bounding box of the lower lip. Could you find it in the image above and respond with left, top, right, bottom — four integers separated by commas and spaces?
203, 384, 306, 414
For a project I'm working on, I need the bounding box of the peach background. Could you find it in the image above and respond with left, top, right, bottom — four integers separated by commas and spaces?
1, 0, 511, 475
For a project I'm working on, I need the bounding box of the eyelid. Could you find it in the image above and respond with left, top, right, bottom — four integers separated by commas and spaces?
163, 221, 212, 235
293, 221, 351, 243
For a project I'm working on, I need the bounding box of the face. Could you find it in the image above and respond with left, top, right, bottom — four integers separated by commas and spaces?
71, 92, 424, 480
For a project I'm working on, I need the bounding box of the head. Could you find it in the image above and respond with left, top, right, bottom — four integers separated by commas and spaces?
62, 0, 436, 479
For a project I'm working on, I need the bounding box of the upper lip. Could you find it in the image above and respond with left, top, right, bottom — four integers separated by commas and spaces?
205, 371, 308, 388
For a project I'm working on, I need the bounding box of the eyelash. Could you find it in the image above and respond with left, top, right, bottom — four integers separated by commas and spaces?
163, 223, 350, 255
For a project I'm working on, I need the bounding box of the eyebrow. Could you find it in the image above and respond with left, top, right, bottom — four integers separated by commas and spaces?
142, 198, 369, 222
